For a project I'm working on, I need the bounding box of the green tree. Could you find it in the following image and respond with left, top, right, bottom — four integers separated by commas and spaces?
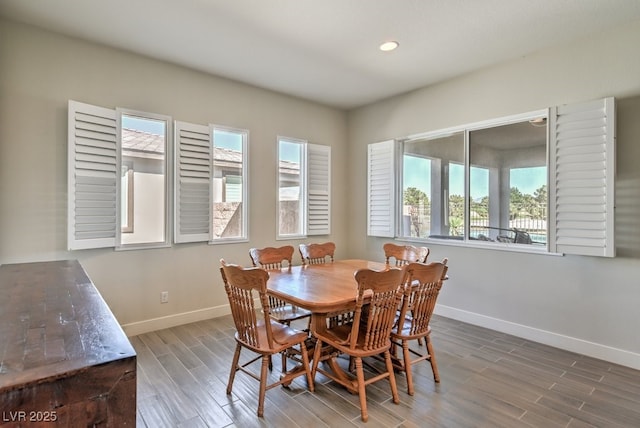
534, 184, 547, 204
511, 186, 547, 220
532, 185, 547, 218
404, 187, 428, 206
403, 187, 429, 237
510, 187, 528, 220
448, 216, 463, 236
448, 194, 465, 235
448, 194, 465, 220
471, 195, 489, 219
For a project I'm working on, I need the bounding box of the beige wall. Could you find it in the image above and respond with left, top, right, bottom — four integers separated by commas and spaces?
0, 19, 348, 333
348, 19, 640, 368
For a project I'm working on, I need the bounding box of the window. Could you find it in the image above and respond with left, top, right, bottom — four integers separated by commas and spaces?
174, 122, 248, 243
400, 132, 464, 240
467, 120, 548, 246
119, 112, 171, 247
368, 97, 615, 257
277, 137, 331, 239
212, 126, 248, 241
396, 116, 552, 248
278, 138, 304, 236
67, 101, 171, 250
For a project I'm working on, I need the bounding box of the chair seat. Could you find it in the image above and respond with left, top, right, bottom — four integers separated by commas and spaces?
315, 322, 391, 357
237, 319, 309, 354
269, 304, 312, 323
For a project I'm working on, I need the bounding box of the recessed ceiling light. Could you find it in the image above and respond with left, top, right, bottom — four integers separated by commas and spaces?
379, 41, 399, 52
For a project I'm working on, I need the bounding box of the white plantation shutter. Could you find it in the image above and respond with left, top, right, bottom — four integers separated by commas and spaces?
174, 121, 212, 243
548, 97, 615, 257
367, 140, 396, 237
306, 143, 331, 235
68, 100, 119, 250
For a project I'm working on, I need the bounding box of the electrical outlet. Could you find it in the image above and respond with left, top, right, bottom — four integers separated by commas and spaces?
161, 291, 169, 303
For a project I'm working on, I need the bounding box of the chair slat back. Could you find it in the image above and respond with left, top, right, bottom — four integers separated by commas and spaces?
383, 243, 430, 266
249, 246, 294, 270
249, 246, 294, 311
299, 242, 335, 265
220, 262, 273, 349
350, 268, 404, 351
398, 261, 448, 336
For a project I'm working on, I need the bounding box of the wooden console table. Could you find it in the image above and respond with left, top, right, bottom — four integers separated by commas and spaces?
0, 260, 136, 426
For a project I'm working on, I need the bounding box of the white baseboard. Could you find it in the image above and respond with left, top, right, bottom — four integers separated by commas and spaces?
121, 304, 231, 337
121, 302, 639, 371
435, 304, 640, 371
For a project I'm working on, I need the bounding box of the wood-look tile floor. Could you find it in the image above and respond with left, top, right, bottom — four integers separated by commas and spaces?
132, 315, 640, 427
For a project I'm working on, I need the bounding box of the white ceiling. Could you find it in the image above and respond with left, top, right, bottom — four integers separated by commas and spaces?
2, 0, 640, 109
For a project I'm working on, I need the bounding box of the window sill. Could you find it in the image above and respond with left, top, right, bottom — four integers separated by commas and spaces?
276, 234, 307, 241
397, 237, 563, 257
209, 237, 249, 245
115, 242, 172, 251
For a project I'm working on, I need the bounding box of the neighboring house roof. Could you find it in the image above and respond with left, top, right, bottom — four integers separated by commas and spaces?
121, 128, 299, 172
122, 127, 164, 161
122, 127, 164, 154
213, 146, 243, 170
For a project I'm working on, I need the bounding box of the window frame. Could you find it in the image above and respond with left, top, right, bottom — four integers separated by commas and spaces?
67, 100, 173, 251
277, 136, 307, 239
397, 110, 550, 253
465, 110, 549, 249
277, 136, 331, 240
369, 98, 615, 257
210, 124, 249, 244
397, 129, 466, 241
116, 108, 173, 250
121, 167, 134, 233
174, 121, 249, 245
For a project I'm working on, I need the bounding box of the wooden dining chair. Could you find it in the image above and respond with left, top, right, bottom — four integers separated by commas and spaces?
249, 246, 312, 371
298, 242, 335, 265
249, 246, 312, 326
383, 242, 432, 348
383, 242, 430, 266
298, 242, 352, 327
390, 260, 448, 395
311, 267, 404, 422
219, 260, 314, 417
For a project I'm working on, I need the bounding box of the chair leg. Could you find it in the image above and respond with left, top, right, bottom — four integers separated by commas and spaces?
390, 340, 398, 360
311, 338, 323, 378
402, 339, 415, 395
354, 357, 368, 422
426, 335, 440, 382
384, 350, 400, 404
281, 321, 291, 373
227, 343, 242, 395
257, 354, 270, 417
300, 341, 314, 392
